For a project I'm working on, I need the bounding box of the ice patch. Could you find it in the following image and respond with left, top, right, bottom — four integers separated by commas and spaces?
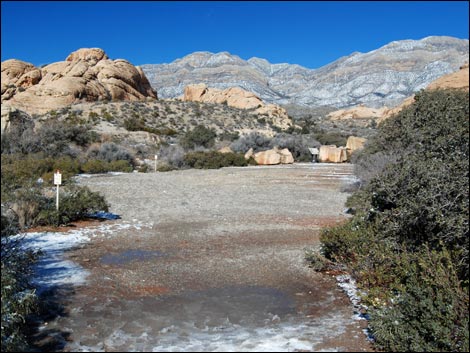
14, 221, 147, 294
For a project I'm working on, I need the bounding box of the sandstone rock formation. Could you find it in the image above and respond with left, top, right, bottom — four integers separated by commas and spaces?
253, 147, 294, 165
426, 62, 469, 91
318, 145, 348, 163
184, 84, 263, 110
142, 36, 468, 109
327, 105, 389, 121
1, 104, 34, 134
1, 48, 157, 115
244, 148, 254, 160
346, 136, 367, 153
183, 84, 293, 130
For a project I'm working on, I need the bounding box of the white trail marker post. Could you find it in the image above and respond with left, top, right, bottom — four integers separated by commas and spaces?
54, 170, 62, 211
154, 154, 158, 172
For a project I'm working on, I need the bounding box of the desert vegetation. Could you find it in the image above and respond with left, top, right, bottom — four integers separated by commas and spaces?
0, 97, 372, 351
313, 89, 469, 352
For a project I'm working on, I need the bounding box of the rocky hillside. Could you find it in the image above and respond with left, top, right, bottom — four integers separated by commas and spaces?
182, 84, 292, 130
141, 36, 468, 109
1, 48, 157, 115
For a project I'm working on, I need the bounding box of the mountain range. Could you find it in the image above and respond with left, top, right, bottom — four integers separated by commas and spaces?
141, 36, 469, 109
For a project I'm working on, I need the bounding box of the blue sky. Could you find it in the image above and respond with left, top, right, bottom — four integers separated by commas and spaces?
1, 1, 468, 69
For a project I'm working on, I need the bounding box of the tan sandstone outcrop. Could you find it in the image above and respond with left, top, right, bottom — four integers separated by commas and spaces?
184, 84, 263, 110
319, 145, 348, 163
183, 84, 293, 130
426, 62, 469, 91
1, 48, 157, 115
253, 147, 294, 165
346, 136, 367, 153
1, 104, 34, 134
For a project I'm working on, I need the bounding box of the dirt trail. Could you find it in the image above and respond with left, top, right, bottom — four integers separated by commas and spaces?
36, 163, 373, 352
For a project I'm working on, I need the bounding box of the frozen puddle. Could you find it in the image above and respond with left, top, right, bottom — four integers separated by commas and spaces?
17, 220, 146, 294
100, 249, 168, 265
55, 286, 352, 352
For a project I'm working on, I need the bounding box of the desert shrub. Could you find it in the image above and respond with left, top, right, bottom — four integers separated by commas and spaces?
40, 156, 82, 184
80, 159, 109, 174
86, 142, 134, 166
369, 248, 468, 352
35, 185, 109, 226
180, 125, 217, 150
80, 159, 132, 174
157, 163, 178, 172
2, 120, 97, 157
314, 130, 348, 146
350, 150, 398, 186
319, 89, 469, 351
1, 155, 53, 191
1, 233, 40, 352
230, 132, 271, 153
158, 144, 186, 169
184, 151, 247, 169
123, 117, 146, 131
0, 154, 82, 193
6, 187, 50, 229
219, 131, 240, 142
36, 121, 97, 156
106, 160, 133, 172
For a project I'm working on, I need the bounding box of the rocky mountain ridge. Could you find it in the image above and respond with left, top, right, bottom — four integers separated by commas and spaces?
141, 36, 469, 109
326, 61, 469, 123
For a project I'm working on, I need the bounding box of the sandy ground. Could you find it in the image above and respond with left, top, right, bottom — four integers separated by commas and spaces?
32, 163, 373, 352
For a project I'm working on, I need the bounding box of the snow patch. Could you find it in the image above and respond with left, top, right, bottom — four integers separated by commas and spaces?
15, 221, 147, 294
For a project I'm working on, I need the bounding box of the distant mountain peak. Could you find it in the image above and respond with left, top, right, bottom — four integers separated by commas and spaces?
142, 36, 469, 108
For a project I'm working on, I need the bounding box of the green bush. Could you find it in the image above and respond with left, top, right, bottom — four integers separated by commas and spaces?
314, 130, 348, 146
80, 159, 109, 174
1, 155, 54, 191
180, 125, 217, 150
1, 216, 40, 351
369, 248, 468, 352
319, 89, 469, 351
157, 163, 178, 172
1, 235, 39, 352
80, 159, 133, 174
184, 151, 247, 169
107, 160, 133, 172
36, 185, 109, 226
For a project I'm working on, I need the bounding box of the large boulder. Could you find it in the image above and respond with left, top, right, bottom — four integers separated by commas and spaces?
278, 148, 294, 164
253, 147, 294, 165
318, 145, 348, 163
1, 48, 157, 115
253, 149, 281, 165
